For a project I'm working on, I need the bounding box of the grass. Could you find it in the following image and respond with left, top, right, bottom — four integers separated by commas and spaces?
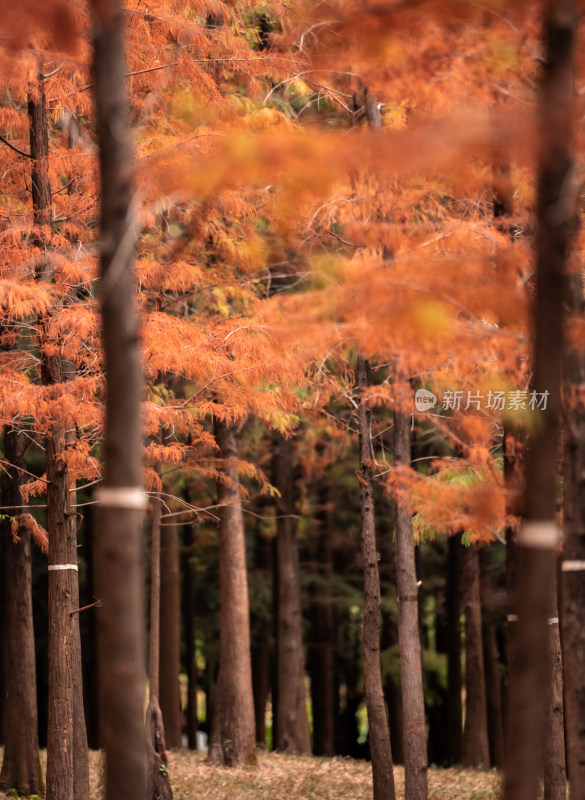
0, 748, 501, 800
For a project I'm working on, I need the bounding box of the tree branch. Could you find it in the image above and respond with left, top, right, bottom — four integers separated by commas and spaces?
0, 133, 31, 159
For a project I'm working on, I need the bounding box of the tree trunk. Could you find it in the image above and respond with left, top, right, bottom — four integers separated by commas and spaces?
357, 354, 396, 800
446, 533, 463, 765
544, 574, 565, 800
308, 482, 336, 757
183, 523, 198, 750
479, 549, 504, 770
160, 522, 182, 749
251, 521, 272, 748
504, 424, 524, 712
29, 79, 90, 800
393, 381, 428, 800
503, 4, 575, 800
462, 545, 489, 768
45, 430, 75, 800
0, 429, 43, 795
274, 433, 311, 755
91, 3, 147, 799
208, 418, 256, 766
146, 493, 173, 800
560, 200, 585, 800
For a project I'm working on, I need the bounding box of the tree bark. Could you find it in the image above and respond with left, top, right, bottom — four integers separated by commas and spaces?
183, 523, 198, 750
160, 522, 182, 749
29, 80, 90, 800
274, 433, 311, 755
91, 3, 147, 799
251, 521, 272, 748
0, 429, 43, 795
503, 4, 575, 800
208, 419, 256, 766
462, 545, 489, 768
479, 549, 504, 770
560, 206, 585, 800
357, 354, 396, 800
45, 430, 75, 800
308, 482, 336, 757
446, 533, 463, 765
393, 381, 428, 800
146, 493, 173, 800
544, 575, 565, 800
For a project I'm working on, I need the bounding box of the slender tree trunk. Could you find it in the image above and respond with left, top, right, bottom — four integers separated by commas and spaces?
446, 533, 463, 765
208, 419, 256, 766
251, 521, 272, 747
357, 354, 396, 800
29, 81, 90, 800
479, 549, 504, 770
0, 429, 43, 795
146, 494, 172, 800
462, 545, 489, 768
561, 209, 585, 800
544, 574, 565, 800
183, 524, 198, 750
274, 433, 311, 755
91, 4, 147, 799
160, 521, 182, 749
393, 380, 428, 800
45, 429, 75, 800
503, 4, 575, 800
84, 508, 101, 750
378, 502, 404, 766
308, 482, 336, 757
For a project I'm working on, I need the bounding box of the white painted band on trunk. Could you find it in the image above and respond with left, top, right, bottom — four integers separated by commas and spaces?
517, 521, 559, 549
94, 486, 148, 509
548, 617, 559, 625
48, 564, 78, 571
561, 560, 585, 572
507, 614, 518, 622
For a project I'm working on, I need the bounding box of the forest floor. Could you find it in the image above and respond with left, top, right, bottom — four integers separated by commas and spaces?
0, 748, 501, 800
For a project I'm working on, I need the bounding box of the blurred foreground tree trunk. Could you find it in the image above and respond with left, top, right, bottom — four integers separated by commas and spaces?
503, 4, 576, 800
91, 3, 147, 799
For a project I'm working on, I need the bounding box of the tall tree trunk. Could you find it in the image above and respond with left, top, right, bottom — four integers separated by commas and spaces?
91, 3, 147, 799
504, 425, 524, 708
446, 533, 463, 765
45, 429, 75, 800
503, 4, 575, 800
308, 481, 336, 757
393, 380, 428, 800
544, 574, 565, 800
274, 433, 311, 755
29, 80, 90, 800
560, 196, 585, 800
160, 521, 182, 749
479, 549, 504, 770
146, 494, 173, 800
84, 508, 101, 750
183, 523, 198, 750
251, 520, 272, 748
357, 354, 396, 800
208, 419, 256, 766
0, 429, 43, 795
462, 545, 489, 768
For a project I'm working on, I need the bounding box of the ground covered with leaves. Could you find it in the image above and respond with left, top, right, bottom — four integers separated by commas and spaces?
0, 749, 501, 800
